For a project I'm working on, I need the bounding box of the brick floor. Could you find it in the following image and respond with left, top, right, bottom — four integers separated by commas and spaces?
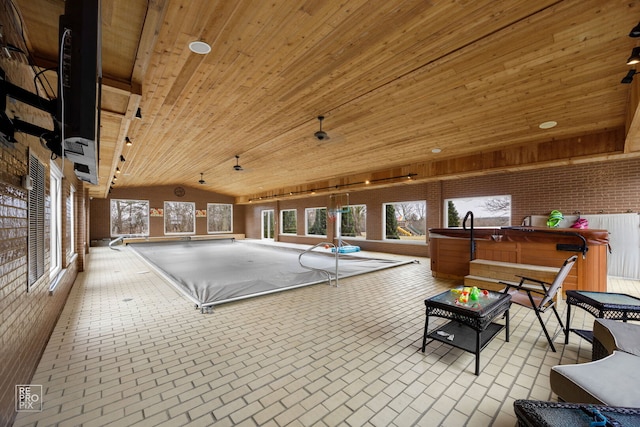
12, 243, 640, 426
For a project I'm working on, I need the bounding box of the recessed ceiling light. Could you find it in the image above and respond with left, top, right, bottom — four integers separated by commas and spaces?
539, 121, 557, 129
189, 41, 211, 54
431, 148, 442, 153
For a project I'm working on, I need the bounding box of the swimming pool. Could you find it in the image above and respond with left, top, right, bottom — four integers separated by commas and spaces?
128, 239, 414, 308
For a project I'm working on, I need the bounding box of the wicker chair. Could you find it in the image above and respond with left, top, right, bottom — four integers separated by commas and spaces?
500, 255, 578, 352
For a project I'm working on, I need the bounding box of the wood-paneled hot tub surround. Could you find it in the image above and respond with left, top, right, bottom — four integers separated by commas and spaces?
429, 227, 610, 294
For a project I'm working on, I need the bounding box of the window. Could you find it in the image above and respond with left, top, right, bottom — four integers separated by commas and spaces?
383, 201, 427, 241
280, 209, 297, 235
305, 207, 327, 236
28, 153, 45, 290
50, 161, 63, 277
110, 199, 149, 236
445, 195, 511, 227
164, 201, 195, 235
340, 204, 366, 239
207, 203, 233, 233
67, 185, 75, 257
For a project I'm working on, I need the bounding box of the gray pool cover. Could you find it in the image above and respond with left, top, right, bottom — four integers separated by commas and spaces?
129, 239, 413, 307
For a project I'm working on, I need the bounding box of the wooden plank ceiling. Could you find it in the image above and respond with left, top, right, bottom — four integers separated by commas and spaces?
8, 0, 640, 203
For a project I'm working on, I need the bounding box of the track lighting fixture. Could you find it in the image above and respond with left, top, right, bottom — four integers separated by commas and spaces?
622, 69, 637, 84
246, 173, 418, 202
125, 136, 132, 146
627, 47, 640, 65
116, 167, 120, 174
120, 155, 126, 162
135, 107, 142, 119
631, 22, 640, 38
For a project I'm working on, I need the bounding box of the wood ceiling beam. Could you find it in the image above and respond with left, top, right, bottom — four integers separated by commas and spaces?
28, 55, 142, 98
131, 0, 170, 85
624, 76, 640, 153
98, 94, 140, 198
102, 79, 142, 97
92, 0, 168, 198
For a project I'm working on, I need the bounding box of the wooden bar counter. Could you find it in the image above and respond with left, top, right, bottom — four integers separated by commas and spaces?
429, 227, 610, 294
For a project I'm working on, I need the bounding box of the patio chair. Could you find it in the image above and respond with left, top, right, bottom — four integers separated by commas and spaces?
500, 255, 578, 352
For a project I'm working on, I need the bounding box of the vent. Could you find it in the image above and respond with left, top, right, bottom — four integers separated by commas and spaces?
74, 163, 90, 173
64, 138, 86, 155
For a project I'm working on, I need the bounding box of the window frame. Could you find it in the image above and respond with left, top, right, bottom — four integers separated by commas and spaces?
67, 184, 76, 258
50, 160, 63, 278
444, 195, 511, 228
305, 207, 327, 237
340, 204, 367, 240
207, 203, 233, 234
382, 200, 427, 242
110, 199, 150, 237
164, 201, 196, 235
280, 209, 297, 235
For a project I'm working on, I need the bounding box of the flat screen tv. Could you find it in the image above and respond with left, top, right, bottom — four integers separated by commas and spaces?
57, 0, 101, 184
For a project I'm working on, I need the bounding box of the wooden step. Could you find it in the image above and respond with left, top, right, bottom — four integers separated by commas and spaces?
464, 275, 504, 292
469, 259, 559, 284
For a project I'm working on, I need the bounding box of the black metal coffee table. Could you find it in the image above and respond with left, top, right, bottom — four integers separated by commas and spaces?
421, 288, 511, 375
564, 290, 640, 344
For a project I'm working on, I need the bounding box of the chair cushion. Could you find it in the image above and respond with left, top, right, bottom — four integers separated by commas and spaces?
593, 318, 640, 357
550, 351, 640, 407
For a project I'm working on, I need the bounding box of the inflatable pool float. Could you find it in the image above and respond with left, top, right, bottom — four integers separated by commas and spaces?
331, 245, 361, 253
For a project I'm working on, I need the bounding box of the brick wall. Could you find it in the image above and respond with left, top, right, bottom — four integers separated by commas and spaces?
244, 158, 640, 257
442, 158, 640, 224
0, 136, 83, 426
89, 185, 245, 241
0, 34, 86, 419
245, 184, 438, 257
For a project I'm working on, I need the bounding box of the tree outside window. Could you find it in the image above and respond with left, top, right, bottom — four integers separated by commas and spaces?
306, 207, 327, 236
164, 201, 195, 234
444, 195, 511, 227
383, 201, 426, 241
281, 209, 297, 235
448, 201, 461, 227
341, 205, 366, 239
110, 199, 149, 236
207, 203, 233, 233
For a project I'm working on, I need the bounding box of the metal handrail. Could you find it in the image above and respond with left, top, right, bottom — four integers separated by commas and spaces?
298, 242, 339, 286
502, 226, 589, 259
463, 210, 476, 261
108, 236, 125, 251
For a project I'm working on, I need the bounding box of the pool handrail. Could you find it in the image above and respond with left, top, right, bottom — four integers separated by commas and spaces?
108, 236, 125, 250
298, 242, 339, 286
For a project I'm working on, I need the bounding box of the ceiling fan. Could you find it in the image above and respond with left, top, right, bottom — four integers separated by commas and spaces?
199, 173, 206, 184
314, 115, 329, 141
233, 155, 243, 171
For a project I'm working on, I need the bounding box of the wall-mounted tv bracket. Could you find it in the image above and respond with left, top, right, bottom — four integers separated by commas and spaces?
0, 67, 60, 149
